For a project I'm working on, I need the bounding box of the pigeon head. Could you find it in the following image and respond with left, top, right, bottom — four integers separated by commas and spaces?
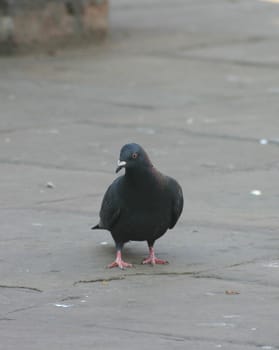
116, 143, 152, 173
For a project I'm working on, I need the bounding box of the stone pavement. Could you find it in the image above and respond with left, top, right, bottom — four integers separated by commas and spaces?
0, 0, 279, 349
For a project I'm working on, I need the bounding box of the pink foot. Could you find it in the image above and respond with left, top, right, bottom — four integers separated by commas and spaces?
142, 256, 168, 265
142, 247, 168, 265
107, 260, 132, 269
107, 251, 132, 269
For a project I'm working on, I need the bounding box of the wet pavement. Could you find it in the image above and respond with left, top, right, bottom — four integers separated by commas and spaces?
0, 0, 279, 349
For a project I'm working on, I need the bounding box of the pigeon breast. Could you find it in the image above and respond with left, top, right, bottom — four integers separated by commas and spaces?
99, 163, 183, 244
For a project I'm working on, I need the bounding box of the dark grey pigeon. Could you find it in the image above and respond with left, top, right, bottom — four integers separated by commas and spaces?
92, 143, 183, 269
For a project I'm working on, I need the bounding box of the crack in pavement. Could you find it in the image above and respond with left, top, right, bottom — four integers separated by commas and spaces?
179, 128, 279, 146
73, 270, 208, 285
7, 305, 40, 315
75, 119, 279, 148
0, 317, 15, 321
186, 219, 278, 233
105, 101, 156, 110
74, 257, 279, 288
192, 273, 279, 288
83, 323, 279, 349
164, 51, 279, 70
0, 158, 112, 175
0, 205, 95, 217
73, 276, 126, 285
0, 121, 278, 177
0, 285, 42, 293
36, 193, 102, 205
225, 257, 266, 268
176, 35, 267, 52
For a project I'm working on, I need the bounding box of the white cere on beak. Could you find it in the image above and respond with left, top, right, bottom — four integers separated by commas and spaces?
117, 160, 127, 167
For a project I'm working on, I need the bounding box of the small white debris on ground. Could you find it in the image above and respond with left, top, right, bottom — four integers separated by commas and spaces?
259, 138, 268, 145
54, 303, 73, 308
250, 190, 262, 196
32, 223, 43, 227
46, 182, 55, 189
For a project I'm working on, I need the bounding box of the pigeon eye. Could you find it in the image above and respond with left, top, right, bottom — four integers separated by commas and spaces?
132, 152, 138, 159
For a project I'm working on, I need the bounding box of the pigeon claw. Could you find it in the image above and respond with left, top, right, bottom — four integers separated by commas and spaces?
142, 257, 169, 265
142, 246, 169, 265
107, 251, 132, 269
107, 260, 132, 269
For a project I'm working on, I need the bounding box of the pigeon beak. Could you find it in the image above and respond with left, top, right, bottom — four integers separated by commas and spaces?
116, 160, 127, 173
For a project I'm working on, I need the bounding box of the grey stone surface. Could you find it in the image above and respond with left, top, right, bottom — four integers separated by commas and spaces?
0, 0, 279, 349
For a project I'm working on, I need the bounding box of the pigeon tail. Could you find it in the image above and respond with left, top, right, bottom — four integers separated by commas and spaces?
91, 224, 100, 230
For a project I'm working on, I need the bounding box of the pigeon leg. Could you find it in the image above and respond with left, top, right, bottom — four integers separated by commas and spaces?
142, 244, 168, 265
107, 243, 132, 269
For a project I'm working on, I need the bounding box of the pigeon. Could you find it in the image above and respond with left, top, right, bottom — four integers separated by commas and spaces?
92, 143, 183, 269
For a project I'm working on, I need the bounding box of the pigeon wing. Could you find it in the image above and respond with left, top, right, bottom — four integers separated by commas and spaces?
98, 178, 121, 230
168, 178, 184, 229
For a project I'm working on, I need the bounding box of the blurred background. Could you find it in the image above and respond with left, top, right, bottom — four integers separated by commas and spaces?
0, 0, 278, 226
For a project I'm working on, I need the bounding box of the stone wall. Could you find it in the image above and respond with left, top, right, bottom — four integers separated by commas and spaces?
0, 0, 108, 54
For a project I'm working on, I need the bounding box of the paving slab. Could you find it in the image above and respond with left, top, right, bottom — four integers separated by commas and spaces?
0, 0, 279, 349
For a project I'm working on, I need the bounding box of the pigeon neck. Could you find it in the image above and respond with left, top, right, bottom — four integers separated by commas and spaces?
125, 165, 156, 186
